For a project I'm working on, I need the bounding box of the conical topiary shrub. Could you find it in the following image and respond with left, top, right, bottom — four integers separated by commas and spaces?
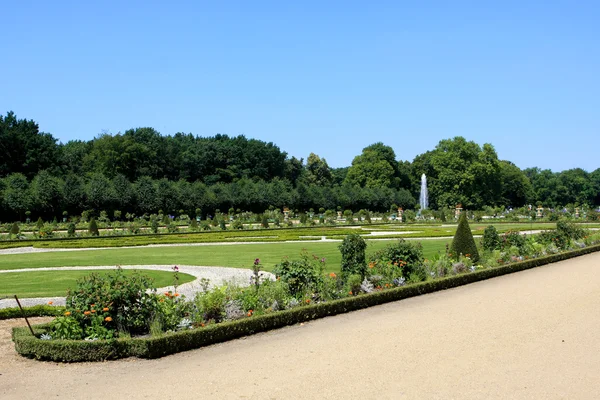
450, 212, 479, 262
10, 222, 20, 236
88, 219, 99, 236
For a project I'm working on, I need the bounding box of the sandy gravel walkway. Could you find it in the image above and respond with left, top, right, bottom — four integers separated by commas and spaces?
1, 252, 600, 399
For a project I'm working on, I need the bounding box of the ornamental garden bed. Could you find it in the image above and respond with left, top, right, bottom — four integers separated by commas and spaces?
10, 224, 600, 362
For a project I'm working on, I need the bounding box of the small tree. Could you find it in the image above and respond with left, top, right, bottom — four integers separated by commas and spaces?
88, 219, 99, 236
67, 222, 76, 237
450, 212, 479, 262
151, 217, 159, 234
189, 218, 198, 230
10, 222, 20, 236
36, 217, 44, 229
261, 214, 269, 228
339, 234, 367, 279
482, 225, 501, 252
219, 219, 227, 230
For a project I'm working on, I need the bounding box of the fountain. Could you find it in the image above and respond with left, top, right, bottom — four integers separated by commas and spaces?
419, 174, 428, 212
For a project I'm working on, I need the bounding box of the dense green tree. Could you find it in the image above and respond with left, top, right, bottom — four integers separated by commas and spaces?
304, 153, 333, 185
0, 112, 60, 178
2, 173, 33, 220
31, 170, 63, 216
345, 143, 400, 188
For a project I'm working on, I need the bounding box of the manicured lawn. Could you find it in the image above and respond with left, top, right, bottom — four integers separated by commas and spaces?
0, 239, 450, 273
0, 269, 196, 298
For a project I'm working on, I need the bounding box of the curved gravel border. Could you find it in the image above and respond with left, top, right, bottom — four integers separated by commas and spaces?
0, 265, 274, 309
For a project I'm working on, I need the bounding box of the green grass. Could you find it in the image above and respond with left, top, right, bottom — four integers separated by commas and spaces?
0, 239, 450, 273
0, 269, 195, 298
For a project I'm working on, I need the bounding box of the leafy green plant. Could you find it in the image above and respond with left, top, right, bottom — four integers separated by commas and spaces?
67, 222, 76, 237
339, 233, 367, 278
482, 225, 501, 251
273, 251, 325, 297
50, 315, 84, 340
368, 239, 423, 278
66, 267, 157, 335
195, 286, 227, 323
88, 219, 99, 236
9, 222, 19, 236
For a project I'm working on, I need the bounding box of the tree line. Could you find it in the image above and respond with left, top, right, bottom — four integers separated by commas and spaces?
0, 111, 598, 221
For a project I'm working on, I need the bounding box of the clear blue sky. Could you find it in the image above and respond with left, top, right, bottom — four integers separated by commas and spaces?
1, 1, 598, 172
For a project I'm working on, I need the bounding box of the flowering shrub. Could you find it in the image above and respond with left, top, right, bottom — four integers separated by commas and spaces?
273, 251, 325, 297
66, 267, 157, 335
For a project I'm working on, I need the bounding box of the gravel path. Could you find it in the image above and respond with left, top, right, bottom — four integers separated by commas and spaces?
0, 265, 274, 309
1, 252, 599, 399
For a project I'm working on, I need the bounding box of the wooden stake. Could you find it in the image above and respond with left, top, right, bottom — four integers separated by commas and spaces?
14, 295, 35, 336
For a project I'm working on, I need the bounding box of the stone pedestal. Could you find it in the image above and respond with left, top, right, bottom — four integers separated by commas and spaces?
575, 208, 580, 218
536, 207, 543, 218
337, 211, 342, 220
283, 207, 290, 221
455, 204, 463, 219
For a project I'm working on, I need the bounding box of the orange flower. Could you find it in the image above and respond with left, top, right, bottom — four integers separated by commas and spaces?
368, 262, 375, 269
164, 292, 171, 297
348, 291, 353, 295
102, 307, 109, 312
200, 323, 205, 327
174, 293, 180, 297
247, 310, 254, 317
329, 272, 337, 278
47, 301, 53, 305
305, 299, 311, 304
64, 311, 71, 316
91, 310, 96, 313
90, 304, 95, 307
84, 311, 91, 316
104, 316, 112, 322
159, 299, 165, 303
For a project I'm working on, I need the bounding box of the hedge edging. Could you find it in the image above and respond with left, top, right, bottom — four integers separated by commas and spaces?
12, 243, 600, 362
0, 305, 65, 320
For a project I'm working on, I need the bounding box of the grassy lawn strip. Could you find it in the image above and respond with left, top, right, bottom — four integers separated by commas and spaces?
0, 239, 450, 273
0, 270, 195, 298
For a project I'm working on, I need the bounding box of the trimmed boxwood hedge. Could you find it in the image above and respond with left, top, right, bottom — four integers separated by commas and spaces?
0, 305, 65, 320
12, 243, 600, 362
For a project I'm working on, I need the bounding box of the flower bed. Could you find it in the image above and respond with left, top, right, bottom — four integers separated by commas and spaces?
13, 241, 600, 362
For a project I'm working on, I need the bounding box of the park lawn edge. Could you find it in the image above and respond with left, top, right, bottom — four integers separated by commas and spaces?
11, 243, 600, 362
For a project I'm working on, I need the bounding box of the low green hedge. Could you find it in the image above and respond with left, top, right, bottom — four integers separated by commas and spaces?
0, 305, 65, 320
12, 243, 600, 362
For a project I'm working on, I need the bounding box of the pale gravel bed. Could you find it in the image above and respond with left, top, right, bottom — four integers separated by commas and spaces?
0, 265, 274, 309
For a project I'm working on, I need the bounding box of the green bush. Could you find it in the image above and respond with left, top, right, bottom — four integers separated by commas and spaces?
88, 219, 99, 236
261, 215, 269, 228
66, 267, 157, 335
10, 222, 19, 236
339, 234, 367, 278
67, 222, 76, 237
450, 212, 479, 262
272, 251, 324, 297
482, 225, 501, 251
368, 239, 423, 278
0, 305, 65, 320
501, 230, 526, 252
151, 217, 159, 234
189, 218, 198, 230
231, 219, 244, 230
36, 217, 44, 229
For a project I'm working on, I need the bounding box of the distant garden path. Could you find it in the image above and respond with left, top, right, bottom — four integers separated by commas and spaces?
2, 252, 599, 399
